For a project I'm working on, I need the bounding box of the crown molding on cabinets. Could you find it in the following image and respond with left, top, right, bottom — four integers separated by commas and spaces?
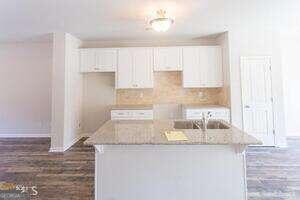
80, 38, 218, 48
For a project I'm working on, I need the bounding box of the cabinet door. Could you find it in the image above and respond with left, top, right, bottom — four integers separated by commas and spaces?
154, 47, 182, 71
182, 47, 201, 88
117, 48, 133, 89
96, 49, 117, 72
80, 49, 96, 72
132, 48, 153, 88
199, 46, 223, 87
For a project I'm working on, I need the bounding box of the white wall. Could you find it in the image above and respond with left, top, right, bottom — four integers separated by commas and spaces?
281, 31, 300, 136
64, 33, 83, 147
82, 73, 115, 134
0, 42, 52, 137
51, 33, 66, 149
51, 32, 82, 151
228, 28, 286, 147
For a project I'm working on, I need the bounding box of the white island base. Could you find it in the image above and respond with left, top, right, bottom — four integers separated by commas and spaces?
94, 144, 247, 200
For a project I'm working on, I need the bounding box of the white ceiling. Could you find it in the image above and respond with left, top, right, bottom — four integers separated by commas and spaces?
0, 0, 298, 42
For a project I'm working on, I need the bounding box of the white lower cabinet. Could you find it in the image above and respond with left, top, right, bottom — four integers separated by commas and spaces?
111, 110, 153, 120
183, 107, 230, 123
117, 48, 153, 89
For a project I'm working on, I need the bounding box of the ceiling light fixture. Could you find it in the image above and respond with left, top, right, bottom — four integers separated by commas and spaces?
149, 9, 174, 32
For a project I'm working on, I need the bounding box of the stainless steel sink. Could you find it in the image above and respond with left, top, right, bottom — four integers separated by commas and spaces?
173, 121, 200, 129
173, 120, 230, 130
196, 120, 230, 130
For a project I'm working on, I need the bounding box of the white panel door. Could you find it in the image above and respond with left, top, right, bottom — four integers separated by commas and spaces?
96, 49, 117, 72
182, 47, 201, 88
154, 47, 182, 71
132, 48, 153, 88
80, 49, 96, 72
241, 57, 275, 146
199, 46, 223, 87
117, 48, 133, 89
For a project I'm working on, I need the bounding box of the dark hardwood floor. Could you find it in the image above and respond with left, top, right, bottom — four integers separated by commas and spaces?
0, 138, 94, 200
0, 137, 299, 200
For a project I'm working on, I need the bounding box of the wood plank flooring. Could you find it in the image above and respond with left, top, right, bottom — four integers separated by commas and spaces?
0, 137, 299, 200
246, 138, 300, 200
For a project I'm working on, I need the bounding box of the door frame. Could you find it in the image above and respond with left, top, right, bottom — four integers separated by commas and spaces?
240, 56, 276, 146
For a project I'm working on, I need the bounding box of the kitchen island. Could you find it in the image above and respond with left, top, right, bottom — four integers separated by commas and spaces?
85, 120, 261, 200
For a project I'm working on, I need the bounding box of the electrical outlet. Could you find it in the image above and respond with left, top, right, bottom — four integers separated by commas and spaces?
198, 92, 204, 98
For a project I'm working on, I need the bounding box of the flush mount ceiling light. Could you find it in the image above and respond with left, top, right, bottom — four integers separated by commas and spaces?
149, 9, 174, 32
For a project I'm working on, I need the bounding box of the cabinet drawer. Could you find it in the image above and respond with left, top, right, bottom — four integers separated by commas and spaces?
184, 108, 230, 122
133, 110, 153, 119
186, 109, 205, 119
213, 112, 228, 118
186, 109, 205, 117
111, 110, 153, 120
111, 110, 132, 119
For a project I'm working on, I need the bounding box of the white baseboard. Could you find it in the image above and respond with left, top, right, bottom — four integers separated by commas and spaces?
0, 129, 50, 138
49, 146, 65, 152
49, 134, 84, 153
63, 135, 82, 151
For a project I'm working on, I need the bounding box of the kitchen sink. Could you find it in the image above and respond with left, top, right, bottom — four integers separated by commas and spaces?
196, 120, 230, 130
173, 120, 230, 130
173, 121, 200, 129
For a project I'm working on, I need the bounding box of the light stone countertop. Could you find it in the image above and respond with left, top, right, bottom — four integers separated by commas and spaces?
84, 120, 261, 146
110, 104, 153, 110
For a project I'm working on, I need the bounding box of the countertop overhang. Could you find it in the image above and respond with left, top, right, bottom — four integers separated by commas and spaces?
84, 120, 262, 146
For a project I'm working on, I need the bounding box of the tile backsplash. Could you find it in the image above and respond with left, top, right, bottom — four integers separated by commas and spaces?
116, 72, 226, 105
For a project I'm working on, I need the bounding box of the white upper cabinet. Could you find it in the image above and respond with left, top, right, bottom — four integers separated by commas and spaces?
154, 47, 182, 71
95, 49, 117, 72
117, 48, 153, 89
80, 49, 96, 72
117, 48, 133, 88
79, 48, 117, 72
132, 49, 153, 88
182, 47, 201, 88
198, 46, 223, 87
182, 46, 223, 88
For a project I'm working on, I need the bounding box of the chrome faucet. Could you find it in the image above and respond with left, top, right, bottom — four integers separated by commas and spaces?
200, 112, 212, 131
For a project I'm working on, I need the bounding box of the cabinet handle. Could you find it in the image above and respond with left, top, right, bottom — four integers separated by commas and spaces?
244, 105, 250, 108
94, 67, 100, 70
